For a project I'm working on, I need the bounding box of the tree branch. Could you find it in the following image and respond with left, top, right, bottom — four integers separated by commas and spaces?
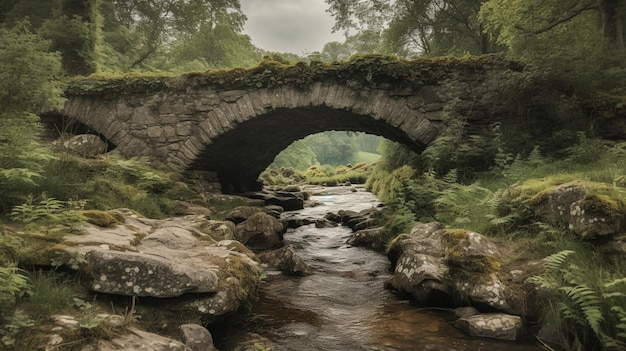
515, 2, 597, 35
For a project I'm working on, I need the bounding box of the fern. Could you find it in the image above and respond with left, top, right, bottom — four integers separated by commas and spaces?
542, 250, 575, 270
528, 250, 626, 350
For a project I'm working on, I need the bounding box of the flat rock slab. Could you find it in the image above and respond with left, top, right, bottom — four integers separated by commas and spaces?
57, 210, 261, 316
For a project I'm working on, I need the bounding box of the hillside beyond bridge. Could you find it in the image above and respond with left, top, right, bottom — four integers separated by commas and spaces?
49, 55, 589, 192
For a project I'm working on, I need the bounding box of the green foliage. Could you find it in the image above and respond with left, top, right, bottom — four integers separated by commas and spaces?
372, 203, 416, 252
41, 0, 102, 75
38, 154, 179, 218
434, 183, 495, 233
479, 0, 626, 92
326, 0, 496, 56
528, 250, 626, 350
269, 139, 318, 170
0, 263, 32, 315
0, 311, 34, 348
0, 24, 65, 213
11, 193, 87, 234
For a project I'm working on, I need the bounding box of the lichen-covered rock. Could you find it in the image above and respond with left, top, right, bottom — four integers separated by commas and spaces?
386, 222, 521, 313
86, 249, 219, 297
194, 220, 236, 241
529, 181, 626, 240
386, 222, 449, 302
235, 212, 285, 249
57, 211, 262, 320
455, 313, 523, 341
56, 134, 108, 158
257, 244, 313, 275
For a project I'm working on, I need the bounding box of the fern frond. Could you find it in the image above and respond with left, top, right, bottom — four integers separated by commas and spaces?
605, 278, 626, 289
542, 250, 575, 270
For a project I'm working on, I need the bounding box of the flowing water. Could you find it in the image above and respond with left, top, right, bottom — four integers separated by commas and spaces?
212, 186, 542, 351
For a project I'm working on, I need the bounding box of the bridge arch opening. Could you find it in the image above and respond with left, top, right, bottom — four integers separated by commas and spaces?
40, 113, 117, 151
188, 106, 429, 193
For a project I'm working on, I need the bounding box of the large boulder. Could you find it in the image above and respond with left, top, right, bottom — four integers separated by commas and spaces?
222, 206, 267, 224
386, 222, 523, 314
56, 211, 261, 320
529, 181, 626, 240
235, 212, 286, 249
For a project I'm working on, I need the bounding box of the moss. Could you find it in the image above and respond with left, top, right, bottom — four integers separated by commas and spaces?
65, 54, 522, 99
224, 241, 258, 262
441, 229, 502, 283
82, 210, 120, 227
217, 254, 261, 311
130, 232, 148, 246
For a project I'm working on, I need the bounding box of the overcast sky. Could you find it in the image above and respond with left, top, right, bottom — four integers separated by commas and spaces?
239, 0, 345, 55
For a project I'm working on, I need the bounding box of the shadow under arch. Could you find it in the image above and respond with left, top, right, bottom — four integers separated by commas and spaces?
189, 106, 428, 193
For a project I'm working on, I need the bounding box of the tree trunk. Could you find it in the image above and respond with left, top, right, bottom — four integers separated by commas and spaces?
58, 0, 101, 75
597, 0, 625, 51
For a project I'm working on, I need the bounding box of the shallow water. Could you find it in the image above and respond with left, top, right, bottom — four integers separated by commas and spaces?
212, 186, 542, 351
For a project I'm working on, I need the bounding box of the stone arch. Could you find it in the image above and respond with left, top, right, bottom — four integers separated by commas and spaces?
180, 82, 443, 191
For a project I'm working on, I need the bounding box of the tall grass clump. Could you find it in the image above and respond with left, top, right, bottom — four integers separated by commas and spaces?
27, 270, 74, 319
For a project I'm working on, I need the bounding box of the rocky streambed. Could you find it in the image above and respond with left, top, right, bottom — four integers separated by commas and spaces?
27, 180, 626, 350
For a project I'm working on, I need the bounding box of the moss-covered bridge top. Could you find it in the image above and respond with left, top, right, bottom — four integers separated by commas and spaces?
65, 54, 523, 98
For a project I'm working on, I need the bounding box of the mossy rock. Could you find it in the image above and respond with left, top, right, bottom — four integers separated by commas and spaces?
525, 180, 626, 239
82, 210, 122, 227
441, 229, 503, 283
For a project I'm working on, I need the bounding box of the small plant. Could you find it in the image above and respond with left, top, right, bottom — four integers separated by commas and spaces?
28, 270, 74, 319
0, 311, 34, 348
11, 193, 87, 234
51, 251, 87, 270
0, 264, 32, 313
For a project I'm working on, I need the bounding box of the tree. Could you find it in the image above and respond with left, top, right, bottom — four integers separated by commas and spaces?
0, 24, 64, 211
1, 0, 101, 76
479, 0, 626, 91
100, 0, 249, 70
269, 140, 318, 170
325, 0, 498, 56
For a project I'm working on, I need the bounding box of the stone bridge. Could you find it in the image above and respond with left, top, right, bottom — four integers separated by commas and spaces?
52, 55, 541, 192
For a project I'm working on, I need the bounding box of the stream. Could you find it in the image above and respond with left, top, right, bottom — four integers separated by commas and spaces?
211, 185, 542, 351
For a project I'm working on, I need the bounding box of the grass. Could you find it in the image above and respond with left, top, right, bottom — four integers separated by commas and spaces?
353, 151, 381, 164
27, 270, 75, 319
